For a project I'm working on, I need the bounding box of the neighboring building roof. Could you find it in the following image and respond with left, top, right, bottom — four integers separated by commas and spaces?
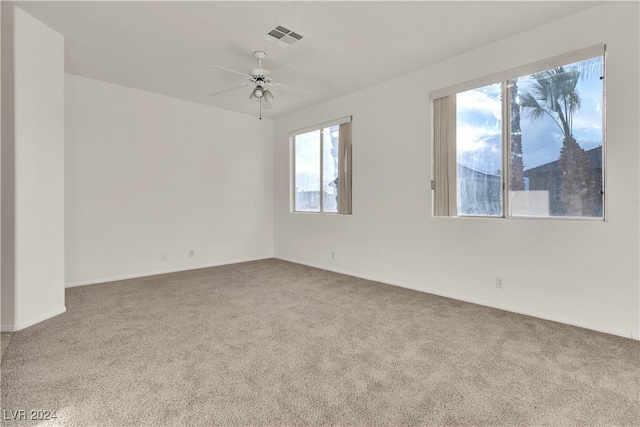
457, 164, 500, 179
524, 146, 602, 176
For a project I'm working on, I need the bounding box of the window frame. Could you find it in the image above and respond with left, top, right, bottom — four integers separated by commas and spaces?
431, 45, 606, 220
290, 116, 353, 214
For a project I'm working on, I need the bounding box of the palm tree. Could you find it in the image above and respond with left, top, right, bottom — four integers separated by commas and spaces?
519, 64, 596, 216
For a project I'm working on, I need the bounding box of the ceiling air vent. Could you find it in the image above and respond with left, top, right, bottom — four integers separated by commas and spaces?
262, 25, 303, 49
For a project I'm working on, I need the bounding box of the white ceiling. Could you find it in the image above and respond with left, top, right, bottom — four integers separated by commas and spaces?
9, 1, 605, 120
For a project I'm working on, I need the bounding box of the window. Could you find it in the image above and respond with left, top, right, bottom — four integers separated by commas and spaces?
291, 116, 352, 214
432, 45, 605, 219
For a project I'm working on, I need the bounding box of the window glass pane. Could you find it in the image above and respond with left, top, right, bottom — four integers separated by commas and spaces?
456, 84, 503, 216
294, 130, 321, 212
322, 126, 340, 213
510, 56, 604, 217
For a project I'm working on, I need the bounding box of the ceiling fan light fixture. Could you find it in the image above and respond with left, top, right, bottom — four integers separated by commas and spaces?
249, 86, 265, 101
263, 89, 274, 103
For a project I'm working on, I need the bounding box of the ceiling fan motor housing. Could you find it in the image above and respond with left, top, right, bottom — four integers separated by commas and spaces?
250, 68, 270, 78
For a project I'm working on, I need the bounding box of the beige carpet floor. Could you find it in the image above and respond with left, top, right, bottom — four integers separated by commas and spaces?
1, 259, 638, 426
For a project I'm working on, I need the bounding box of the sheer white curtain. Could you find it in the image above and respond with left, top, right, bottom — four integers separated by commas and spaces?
338, 121, 352, 214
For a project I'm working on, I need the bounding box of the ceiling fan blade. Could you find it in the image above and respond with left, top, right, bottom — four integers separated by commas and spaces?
208, 83, 249, 97
210, 65, 252, 78
270, 82, 314, 95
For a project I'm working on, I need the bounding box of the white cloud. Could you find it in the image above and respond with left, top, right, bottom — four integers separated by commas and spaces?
457, 87, 501, 121
456, 86, 502, 153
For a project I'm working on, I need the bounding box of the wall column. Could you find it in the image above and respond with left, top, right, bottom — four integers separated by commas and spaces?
1, 6, 65, 331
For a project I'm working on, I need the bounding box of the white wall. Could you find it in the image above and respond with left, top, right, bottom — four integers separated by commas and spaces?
273, 2, 640, 339
0, 3, 4, 328
65, 74, 273, 286
1, 6, 66, 331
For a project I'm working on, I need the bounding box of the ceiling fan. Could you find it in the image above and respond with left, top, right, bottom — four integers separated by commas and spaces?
210, 51, 311, 119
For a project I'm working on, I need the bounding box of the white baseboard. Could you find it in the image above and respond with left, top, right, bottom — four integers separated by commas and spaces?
65, 256, 273, 288
1, 305, 67, 332
275, 256, 639, 341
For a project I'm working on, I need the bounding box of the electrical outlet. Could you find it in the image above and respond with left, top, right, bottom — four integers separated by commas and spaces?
495, 277, 504, 289
162, 252, 168, 261
189, 250, 195, 257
